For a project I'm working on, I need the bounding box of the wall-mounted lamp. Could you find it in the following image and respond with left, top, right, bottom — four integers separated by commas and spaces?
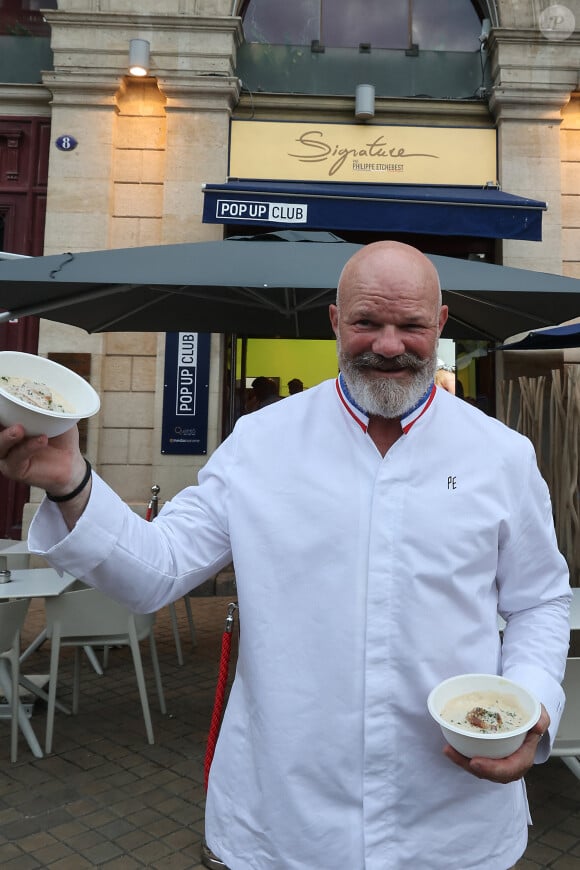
355, 84, 375, 121
128, 39, 150, 77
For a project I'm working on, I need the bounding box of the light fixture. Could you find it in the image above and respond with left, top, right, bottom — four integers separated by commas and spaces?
128, 39, 150, 77
355, 84, 375, 121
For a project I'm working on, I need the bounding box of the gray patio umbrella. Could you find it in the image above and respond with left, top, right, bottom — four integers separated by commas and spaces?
0, 232, 579, 341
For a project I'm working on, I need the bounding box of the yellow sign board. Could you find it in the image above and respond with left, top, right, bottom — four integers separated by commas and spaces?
230, 121, 497, 186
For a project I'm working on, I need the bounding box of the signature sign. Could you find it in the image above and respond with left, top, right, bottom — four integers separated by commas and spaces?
288, 130, 438, 177
229, 121, 497, 186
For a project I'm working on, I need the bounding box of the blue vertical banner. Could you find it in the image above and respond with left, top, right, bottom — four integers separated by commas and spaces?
161, 332, 210, 455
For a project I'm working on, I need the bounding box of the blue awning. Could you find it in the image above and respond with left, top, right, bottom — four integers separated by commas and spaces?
202, 180, 546, 241
496, 322, 580, 351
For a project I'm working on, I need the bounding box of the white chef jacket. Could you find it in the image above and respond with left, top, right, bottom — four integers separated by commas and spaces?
29, 378, 571, 870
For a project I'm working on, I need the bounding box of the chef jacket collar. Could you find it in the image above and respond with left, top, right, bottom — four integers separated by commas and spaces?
336, 372, 436, 435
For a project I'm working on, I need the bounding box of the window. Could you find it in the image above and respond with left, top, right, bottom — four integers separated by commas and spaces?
242, 0, 484, 52
0, 0, 57, 36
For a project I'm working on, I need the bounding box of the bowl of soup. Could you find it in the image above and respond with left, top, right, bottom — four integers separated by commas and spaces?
0, 351, 100, 437
427, 673, 541, 759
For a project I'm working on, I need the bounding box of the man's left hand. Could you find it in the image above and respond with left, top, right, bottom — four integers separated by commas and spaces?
442, 704, 550, 784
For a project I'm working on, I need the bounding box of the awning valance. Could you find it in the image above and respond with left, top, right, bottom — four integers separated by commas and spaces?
202, 180, 546, 241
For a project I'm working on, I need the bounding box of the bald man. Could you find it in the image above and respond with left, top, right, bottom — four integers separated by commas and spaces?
0, 242, 570, 870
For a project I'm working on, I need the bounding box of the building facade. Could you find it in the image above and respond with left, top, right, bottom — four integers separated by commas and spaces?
0, 0, 579, 542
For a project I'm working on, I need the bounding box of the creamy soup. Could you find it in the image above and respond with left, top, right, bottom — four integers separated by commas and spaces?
440, 690, 528, 733
0, 376, 74, 414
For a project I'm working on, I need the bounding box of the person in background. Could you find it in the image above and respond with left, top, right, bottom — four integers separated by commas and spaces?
245, 376, 281, 412
287, 377, 304, 395
0, 241, 570, 870
434, 359, 456, 394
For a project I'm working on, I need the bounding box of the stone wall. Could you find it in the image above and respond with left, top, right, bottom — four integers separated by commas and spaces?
561, 94, 580, 279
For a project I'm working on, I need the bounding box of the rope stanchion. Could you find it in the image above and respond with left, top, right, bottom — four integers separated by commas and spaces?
204, 601, 238, 792
145, 483, 160, 522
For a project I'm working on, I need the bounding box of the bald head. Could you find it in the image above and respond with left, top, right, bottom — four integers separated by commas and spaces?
336, 241, 442, 311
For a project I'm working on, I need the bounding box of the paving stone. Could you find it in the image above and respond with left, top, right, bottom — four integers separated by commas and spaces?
82, 840, 125, 864
0, 843, 25, 863
28, 841, 74, 865
48, 820, 89, 842
0, 855, 42, 869
16, 832, 58, 852
150, 851, 201, 869
46, 856, 94, 869
100, 858, 144, 869
114, 828, 155, 852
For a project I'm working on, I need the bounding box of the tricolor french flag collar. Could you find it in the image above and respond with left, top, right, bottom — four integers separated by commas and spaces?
336, 373, 436, 435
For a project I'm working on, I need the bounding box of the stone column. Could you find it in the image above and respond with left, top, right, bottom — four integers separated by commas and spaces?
488, 27, 580, 273
160, 77, 241, 244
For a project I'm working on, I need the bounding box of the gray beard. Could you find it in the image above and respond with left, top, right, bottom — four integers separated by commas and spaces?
338, 345, 438, 419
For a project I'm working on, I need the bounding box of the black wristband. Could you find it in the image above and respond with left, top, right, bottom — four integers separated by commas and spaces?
46, 459, 92, 503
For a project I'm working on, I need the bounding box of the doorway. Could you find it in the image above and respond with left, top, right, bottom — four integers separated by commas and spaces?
0, 115, 50, 536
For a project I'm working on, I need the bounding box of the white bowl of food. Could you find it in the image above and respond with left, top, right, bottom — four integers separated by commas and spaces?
0, 351, 100, 437
427, 673, 541, 759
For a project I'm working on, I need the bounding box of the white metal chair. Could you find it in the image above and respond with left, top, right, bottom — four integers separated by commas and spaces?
551, 657, 580, 780
44, 585, 166, 753
0, 598, 31, 762
168, 596, 196, 666
143, 491, 196, 665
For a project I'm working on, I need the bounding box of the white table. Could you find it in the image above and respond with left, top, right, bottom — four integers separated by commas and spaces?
0, 539, 31, 554
0, 567, 77, 662
0, 540, 31, 571
0, 539, 30, 553
0, 538, 28, 550
0, 567, 76, 599
0, 568, 77, 758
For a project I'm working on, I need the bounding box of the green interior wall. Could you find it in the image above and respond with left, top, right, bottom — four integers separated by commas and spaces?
237, 337, 477, 399
459, 361, 477, 398
237, 338, 338, 396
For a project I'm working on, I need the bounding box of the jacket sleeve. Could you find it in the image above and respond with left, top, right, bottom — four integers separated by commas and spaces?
28, 434, 238, 613
496, 441, 571, 760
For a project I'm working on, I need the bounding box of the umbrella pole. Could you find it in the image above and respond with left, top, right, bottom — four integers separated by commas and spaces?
241, 335, 247, 401
224, 335, 247, 437
226, 334, 237, 437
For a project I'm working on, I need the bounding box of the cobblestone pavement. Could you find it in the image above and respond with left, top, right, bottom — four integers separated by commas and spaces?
0, 592, 578, 869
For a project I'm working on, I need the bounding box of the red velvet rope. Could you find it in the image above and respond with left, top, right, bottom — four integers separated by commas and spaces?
204, 627, 234, 791
145, 485, 235, 794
